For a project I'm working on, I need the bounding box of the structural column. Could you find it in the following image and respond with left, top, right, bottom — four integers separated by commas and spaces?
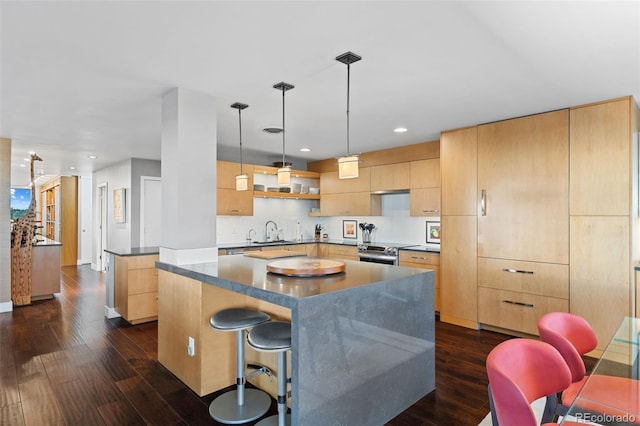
0, 138, 12, 312
160, 88, 218, 264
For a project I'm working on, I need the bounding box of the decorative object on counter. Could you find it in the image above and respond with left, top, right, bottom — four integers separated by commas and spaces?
231, 102, 249, 191
113, 188, 126, 223
315, 224, 322, 240
266, 257, 346, 277
426, 221, 441, 244
273, 81, 294, 186
336, 51, 362, 180
343, 219, 358, 239
359, 222, 375, 243
295, 221, 303, 242
10, 152, 43, 306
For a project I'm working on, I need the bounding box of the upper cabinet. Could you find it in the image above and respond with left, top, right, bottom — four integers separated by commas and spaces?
410, 159, 440, 216
370, 163, 410, 192
320, 168, 371, 194
217, 161, 254, 216
441, 127, 477, 216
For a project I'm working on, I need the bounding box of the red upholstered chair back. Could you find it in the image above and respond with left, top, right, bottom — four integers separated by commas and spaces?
537, 312, 598, 383
486, 339, 572, 426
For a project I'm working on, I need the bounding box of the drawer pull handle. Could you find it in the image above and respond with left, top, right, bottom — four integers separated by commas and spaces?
411, 256, 428, 260
502, 268, 534, 275
228, 209, 240, 213
502, 299, 534, 308
422, 209, 440, 213
481, 189, 487, 216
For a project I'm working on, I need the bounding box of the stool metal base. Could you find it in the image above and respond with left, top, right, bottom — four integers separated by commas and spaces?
209, 389, 271, 424
255, 413, 291, 426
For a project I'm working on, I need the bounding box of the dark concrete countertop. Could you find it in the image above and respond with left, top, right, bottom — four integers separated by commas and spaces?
156, 255, 431, 308
104, 247, 159, 257
400, 245, 440, 253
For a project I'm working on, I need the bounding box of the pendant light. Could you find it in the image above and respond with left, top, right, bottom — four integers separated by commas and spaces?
273, 81, 294, 186
231, 102, 249, 191
336, 51, 362, 179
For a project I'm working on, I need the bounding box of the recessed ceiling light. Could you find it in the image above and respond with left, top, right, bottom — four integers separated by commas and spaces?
19, 164, 26, 167
69, 166, 76, 170
23, 158, 30, 162
394, 127, 408, 133
299, 147, 311, 152
88, 155, 98, 159
28, 151, 35, 155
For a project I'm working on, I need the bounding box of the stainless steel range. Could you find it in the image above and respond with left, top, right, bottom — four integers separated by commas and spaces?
357, 242, 417, 265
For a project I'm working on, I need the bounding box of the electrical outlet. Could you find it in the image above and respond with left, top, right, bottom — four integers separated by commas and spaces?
187, 336, 195, 357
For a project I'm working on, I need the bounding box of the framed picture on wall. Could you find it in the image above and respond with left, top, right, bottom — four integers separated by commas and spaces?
113, 188, 126, 223
426, 221, 440, 244
343, 220, 357, 239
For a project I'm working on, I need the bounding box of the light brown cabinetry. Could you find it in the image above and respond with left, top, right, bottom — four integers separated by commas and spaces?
476, 110, 569, 334
409, 159, 440, 217
217, 161, 254, 216
261, 244, 318, 256
115, 254, 159, 324
370, 163, 410, 191
39, 176, 78, 266
399, 250, 440, 311
477, 110, 569, 264
440, 127, 478, 328
323, 244, 358, 261
569, 97, 639, 354
320, 168, 381, 216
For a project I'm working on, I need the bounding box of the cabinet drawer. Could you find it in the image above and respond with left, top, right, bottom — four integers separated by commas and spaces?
127, 255, 159, 270
478, 287, 568, 335
399, 251, 440, 266
128, 268, 159, 295
128, 292, 159, 321
478, 257, 568, 299
324, 245, 358, 260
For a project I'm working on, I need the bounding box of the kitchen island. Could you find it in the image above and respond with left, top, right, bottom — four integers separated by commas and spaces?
156, 255, 435, 426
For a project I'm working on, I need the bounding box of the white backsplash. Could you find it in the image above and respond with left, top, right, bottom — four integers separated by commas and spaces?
217, 193, 440, 250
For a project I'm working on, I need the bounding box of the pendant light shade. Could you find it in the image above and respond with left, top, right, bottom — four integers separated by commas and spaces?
231, 102, 249, 191
274, 82, 294, 186
336, 51, 362, 179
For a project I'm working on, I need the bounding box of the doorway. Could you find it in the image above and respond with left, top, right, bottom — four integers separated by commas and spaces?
96, 182, 107, 271
140, 176, 161, 247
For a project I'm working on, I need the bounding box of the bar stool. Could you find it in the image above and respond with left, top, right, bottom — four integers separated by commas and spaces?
209, 308, 272, 424
247, 320, 292, 426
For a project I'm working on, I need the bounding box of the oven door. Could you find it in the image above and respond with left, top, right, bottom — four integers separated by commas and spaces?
358, 252, 398, 265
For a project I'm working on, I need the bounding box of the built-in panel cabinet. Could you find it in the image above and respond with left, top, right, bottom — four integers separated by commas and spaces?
321, 192, 381, 217
440, 127, 478, 329
217, 161, 254, 216
370, 163, 410, 192
569, 97, 638, 354
322, 244, 358, 261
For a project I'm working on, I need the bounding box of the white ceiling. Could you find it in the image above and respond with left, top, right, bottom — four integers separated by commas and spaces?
3, 1, 639, 186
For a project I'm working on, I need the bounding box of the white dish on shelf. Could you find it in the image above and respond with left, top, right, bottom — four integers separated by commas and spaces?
309, 187, 320, 195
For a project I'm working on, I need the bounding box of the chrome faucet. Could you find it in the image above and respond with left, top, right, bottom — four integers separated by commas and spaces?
246, 228, 256, 241
264, 220, 278, 242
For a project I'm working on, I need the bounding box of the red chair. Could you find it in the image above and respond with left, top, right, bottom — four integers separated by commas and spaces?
486, 338, 582, 425
538, 312, 640, 423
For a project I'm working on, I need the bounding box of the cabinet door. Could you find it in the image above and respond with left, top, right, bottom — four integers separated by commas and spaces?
440, 215, 477, 328
410, 159, 440, 189
478, 110, 569, 264
570, 98, 630, 215
217, 188, 253, 216
320, 192, 378, 216
410, 188, 440, 216
370, 163, 410, 191
441, 127, 477, 216
217, 161, 254, 189
320, 168, 370, 194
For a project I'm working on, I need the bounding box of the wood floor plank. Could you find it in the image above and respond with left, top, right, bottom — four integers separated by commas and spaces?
52, 378, 106, 426
96, 399, 146, 426
115, 375, 185, 425
0, 364, 20, 407
0, 402, 25, 426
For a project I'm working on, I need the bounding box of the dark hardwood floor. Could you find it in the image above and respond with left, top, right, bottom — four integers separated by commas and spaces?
0, 265, 515, 425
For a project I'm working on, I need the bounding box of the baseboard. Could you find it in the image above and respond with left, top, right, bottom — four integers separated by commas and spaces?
104, 306, 121, 319
0, 301, 13, 313
77, 259, 91, 265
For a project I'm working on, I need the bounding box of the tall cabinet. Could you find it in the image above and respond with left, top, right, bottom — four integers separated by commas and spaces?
569, 97, 639, 353
39, 176, 78, 266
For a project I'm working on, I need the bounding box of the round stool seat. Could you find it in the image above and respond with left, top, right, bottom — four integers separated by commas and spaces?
210, 308, 270, 331
248, 321, 291, 352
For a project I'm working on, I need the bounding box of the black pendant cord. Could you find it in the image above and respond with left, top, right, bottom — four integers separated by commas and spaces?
282, 87, 286, 166
238, 108, 243, 175
346, 62, 351, 157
